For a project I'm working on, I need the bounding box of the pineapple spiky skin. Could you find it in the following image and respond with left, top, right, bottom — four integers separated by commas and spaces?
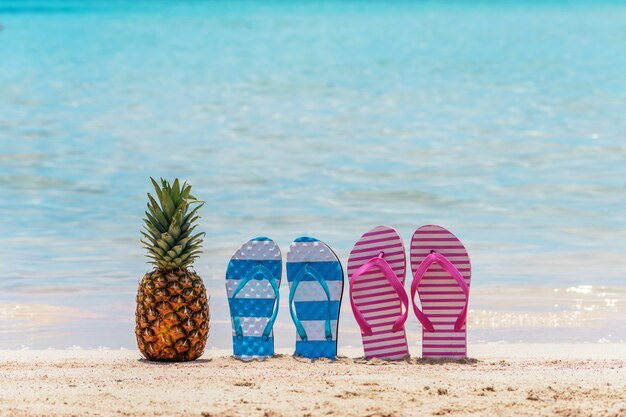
135, 269, 209, 361
135, 178, 209, 362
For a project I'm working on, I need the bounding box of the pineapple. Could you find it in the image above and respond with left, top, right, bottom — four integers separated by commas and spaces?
135, 178, 209, 362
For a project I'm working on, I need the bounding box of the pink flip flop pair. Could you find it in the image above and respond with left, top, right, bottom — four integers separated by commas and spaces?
347, 225, 471, 360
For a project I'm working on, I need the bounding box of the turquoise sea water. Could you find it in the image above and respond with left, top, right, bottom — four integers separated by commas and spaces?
1, 1, 625, 350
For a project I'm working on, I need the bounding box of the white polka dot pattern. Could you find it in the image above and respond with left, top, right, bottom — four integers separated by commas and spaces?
225, 279, 275, 299
233, 239, 281, 261
291, 281, 343, 302
232, 317, 270, 338
295, 320, 338, 341
287, 240, 337, 263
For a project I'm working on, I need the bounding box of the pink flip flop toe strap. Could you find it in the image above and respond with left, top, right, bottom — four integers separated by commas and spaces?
349, 253, 409, 336
411, 252, 469, 332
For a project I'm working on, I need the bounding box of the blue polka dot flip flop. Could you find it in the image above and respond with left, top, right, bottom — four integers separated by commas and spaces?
226, 237, 282, 360
286, 237, 344, 360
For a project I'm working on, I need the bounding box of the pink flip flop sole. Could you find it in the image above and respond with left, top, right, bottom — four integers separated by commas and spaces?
411, 225, 471, 358
348, 226, 409, 360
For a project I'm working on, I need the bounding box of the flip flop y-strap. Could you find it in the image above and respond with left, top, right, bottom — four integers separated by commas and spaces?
231, 262, 281, 341
411, 252, 469, 332
289, 263, 333, 342
349, 253, 409, 336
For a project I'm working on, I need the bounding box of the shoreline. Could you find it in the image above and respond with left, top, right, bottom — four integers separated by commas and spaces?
2, 283, 625, 349
2, 345, 625, 417
3, 342, 626, 360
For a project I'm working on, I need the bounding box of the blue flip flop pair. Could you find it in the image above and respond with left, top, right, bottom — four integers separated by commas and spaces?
225, 237, 344, 360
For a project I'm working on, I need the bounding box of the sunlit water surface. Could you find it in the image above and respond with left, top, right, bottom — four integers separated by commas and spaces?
1, 1, 625, 349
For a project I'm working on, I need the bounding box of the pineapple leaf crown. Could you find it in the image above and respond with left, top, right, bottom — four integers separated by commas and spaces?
141, 177, 204, 270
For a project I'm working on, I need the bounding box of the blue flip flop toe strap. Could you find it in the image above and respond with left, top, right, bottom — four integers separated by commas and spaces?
231, 262, 280, 341
289, 263, 333, 343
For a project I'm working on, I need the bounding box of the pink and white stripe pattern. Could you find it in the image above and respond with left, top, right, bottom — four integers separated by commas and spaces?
411, 225, 471, 358
348, 226, 409, 360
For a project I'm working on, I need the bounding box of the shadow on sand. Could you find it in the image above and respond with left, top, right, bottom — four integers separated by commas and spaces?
137, 358, 213, 365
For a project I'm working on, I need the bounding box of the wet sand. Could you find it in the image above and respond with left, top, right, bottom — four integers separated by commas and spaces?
1, 345, 625, 417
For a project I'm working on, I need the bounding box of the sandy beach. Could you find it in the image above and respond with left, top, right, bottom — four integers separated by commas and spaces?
1, 344, 625, 417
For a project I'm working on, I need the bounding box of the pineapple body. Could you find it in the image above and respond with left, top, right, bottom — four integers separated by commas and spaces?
135, 268, 209, 361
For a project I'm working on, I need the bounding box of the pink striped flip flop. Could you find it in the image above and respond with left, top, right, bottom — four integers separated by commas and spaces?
410, 225, 471, 358
347, 226, 409, 360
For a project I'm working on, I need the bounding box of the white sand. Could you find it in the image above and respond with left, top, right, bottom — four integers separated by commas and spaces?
1, 344, 625, 417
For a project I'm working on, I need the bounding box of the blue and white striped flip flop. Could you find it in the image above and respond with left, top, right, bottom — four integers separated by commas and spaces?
226, 237, 282, 360
286, 237, 344, 359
